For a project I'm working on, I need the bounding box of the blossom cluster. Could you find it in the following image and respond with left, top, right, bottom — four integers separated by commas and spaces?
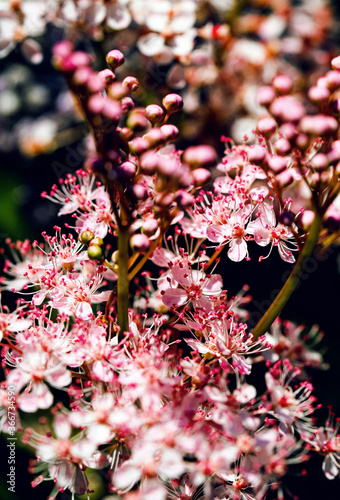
0, 7, 340, 500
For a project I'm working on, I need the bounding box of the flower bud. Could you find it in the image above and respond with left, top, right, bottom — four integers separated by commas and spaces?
106, 49, 124, 70
127, 109, 149, 132
115, 161, 137, 182
331, 55, 340, 70
299, 115, 338, 136
87, 245, 103, 260
310, 153, 329, 171
268, 156, 290, 174
270, 96, 305, 123
72, 67, 92, 86
129, 137, 149, 156
141, 218, 159, 236
128, 184, 149, 201
257, 117, 277, 138
143, 128, 166, 148
130, 233, 150, 252
162, 93, 183, 114
279, 123, 298, 141
60, 52, 91, 73
325, 70, 340, 91
145, 104, 164, 125
278, 210, 295, 226
274, 138, 291, 155
275, 170, 294, 188
324, 204, 340, 231
272, 74, 293, 95
87, 74, 105, 93
109, 82, 129, 100
122, 76, 139, 93
98, 69, 116, 85
139, 151, 159, 174
176, 190, 194, 208
102, 99, 121, 122
256, 86, 276, 107
308, 85, 331, 104
79, 231, 95, 245
248, 145, 266, 164
90, 237, 104, 247
191, 168, 211, 186
120, 97, 135, 114
297, 210, 315, 230
88, 94, 105, 114
160, 124, 179, 142
183, 145, 217, 168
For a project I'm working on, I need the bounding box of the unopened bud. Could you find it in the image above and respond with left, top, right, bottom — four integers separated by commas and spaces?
145, 104, 164, 125
278, 210, 295, 226
128, 183, 149, 201
98, 69, 116, 85
324, 204, 340, 231
274, 138, 291, 155
275, 170, 294, 188
120, 97, 135, 114
139, 151, 159, 175
257, 86, 276, 107
160, 124, 179, 142
106, 49, 124, 70
310, 153, 329, 171
162, 93, 183, 114
268, 156, 290, 174
90, 237, 104, 247
308, 85, 330, 104
87, 245, 103, 260
122, 76, 139, 93
79, 231, 95, 245
129, 137, 149, 156
143, 128, 166, 148
183, 145, 217, 168
257, 117, 277, 138
141, 218, 159, 236
331, 55, 340, 70
176, 190, 194, 208
297, 210, 315, 231
130, 233, 150, 252
191, 168, 211, 186
272, 74, 293, 95
248, 145, 266, 164
127, 109, 149, 132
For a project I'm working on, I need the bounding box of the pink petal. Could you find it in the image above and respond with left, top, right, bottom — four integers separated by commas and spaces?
74, 301, 93, 320
228, 239, 247, 262
162, 288, 187, 308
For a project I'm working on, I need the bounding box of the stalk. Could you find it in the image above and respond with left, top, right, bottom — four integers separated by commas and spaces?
117, 223, 130, 336
252, 210, 323, 339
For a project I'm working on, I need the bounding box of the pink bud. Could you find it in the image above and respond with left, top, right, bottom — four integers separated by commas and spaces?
327, 140, 340, 163
324, 204, 340, 231
299, 115, 338, 136
279, 123, 298, 140
122, 76, 139, 93
275, 170, 294, 188
310, 153, 329, 170
257, 117, 277, 138
141, 218, 159, 236
87, 74, 105, 93
143, 128, 165, 148
129, 137, 149, 156
109, 82, 129, 100
191, 168, 211, 186
268, 156, 290, 174
127, 109, 149, 131
120, 97, 135, 114
308, 86, 330, 104
128, 184, 149, 201
72, 67, 92, 86
297, 210, 315, 230
160, 124, 179, 142
53, 41, 73, 59
274, 138, 291, 155
272, 75, 293, 95
325, 70, 340, 91
257, 86, 276, 107
176, 190, 194, 208
162, 93, 183, 114
117, 161, 137, 181
60, 52, 91, 72
270, 96, 305, 123
295, 133, 309, 149
130, 233, 150, 252
98, 69, 116, 85
88, 94, 105, 114
145, 104, 164, 125
183, 145, 217, 168
248, 145, 266, 164
331, 55, 340, 70
106, 49, 125, 70
139, 151, 159, 174
102, 100, 121, 122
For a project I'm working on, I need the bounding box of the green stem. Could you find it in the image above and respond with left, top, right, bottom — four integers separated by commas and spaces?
252, 210, 323, 339
117, 224, 130, 337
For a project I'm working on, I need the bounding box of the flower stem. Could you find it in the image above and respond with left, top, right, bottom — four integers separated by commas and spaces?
117, 223, 130, 336
252, 209, 323, 339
